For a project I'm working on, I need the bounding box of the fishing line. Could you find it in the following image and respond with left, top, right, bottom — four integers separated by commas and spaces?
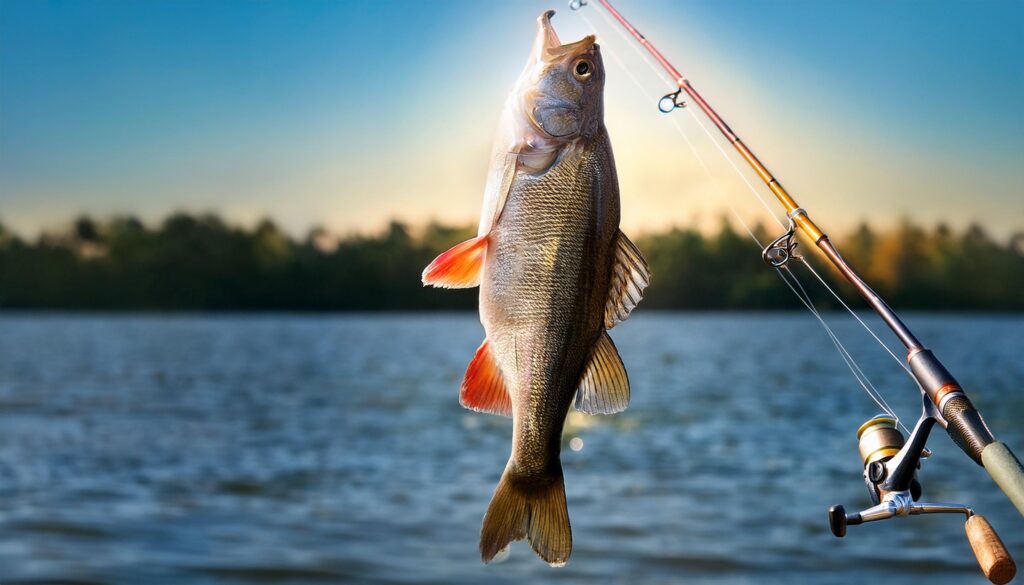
576, 7, 911, 429
776, 266, 904, 426
580, 11, 754, 236
581, 5, 911, 373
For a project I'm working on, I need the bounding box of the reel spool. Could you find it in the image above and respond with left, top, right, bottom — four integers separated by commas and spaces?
830, 415, 1017, 584
856, 415, 922, 503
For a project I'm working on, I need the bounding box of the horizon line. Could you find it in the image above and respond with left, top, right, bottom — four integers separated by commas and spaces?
2, 209, 1021, 244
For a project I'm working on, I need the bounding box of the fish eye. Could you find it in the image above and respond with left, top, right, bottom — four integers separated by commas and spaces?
572, 59, 593, 81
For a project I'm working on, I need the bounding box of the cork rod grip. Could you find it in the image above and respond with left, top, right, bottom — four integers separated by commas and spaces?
965, 515, 1016, 585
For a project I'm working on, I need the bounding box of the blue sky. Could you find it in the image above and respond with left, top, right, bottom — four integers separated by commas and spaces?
1, 0, 1021, 238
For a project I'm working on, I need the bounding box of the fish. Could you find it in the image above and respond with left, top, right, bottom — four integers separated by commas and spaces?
422, 10, 649, 566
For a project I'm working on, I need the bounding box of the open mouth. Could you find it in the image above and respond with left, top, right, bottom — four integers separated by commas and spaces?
536, 10, 596, 61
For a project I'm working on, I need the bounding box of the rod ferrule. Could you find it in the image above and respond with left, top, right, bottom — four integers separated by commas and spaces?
909, 349, 961, 407
792, 211, 825, 243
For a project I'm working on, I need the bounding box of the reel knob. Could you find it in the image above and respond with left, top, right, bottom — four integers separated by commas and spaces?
966, 515, 1016, 585
828, 505, 847, 537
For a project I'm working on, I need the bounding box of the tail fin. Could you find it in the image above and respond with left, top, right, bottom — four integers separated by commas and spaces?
479, 461, 571, 566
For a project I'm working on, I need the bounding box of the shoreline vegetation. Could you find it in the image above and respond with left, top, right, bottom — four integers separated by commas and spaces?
1, 214, 1021, 311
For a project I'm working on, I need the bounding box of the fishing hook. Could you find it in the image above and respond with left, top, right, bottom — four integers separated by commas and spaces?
761, 208, 803, 267
658, 89, 687, 113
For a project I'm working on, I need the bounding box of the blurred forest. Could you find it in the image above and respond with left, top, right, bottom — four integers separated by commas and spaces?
0, 213, 1022, 311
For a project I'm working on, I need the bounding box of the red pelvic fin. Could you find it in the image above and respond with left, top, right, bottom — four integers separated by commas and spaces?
460, 339, 512, 417
421, 235, 488, 289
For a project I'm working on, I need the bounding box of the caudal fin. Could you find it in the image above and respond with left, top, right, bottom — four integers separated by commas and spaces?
479, 462, 571, 566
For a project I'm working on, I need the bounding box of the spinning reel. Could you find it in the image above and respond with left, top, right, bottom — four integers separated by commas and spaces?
830, 402, 1017, 584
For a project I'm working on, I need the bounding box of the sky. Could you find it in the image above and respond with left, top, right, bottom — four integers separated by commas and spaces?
1, 0, 1022, 239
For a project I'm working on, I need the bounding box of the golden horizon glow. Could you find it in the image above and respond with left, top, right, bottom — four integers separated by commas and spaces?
2, 1, 1021, 240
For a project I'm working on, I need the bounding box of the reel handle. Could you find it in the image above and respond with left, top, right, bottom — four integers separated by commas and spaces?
965, 514, 1016, 585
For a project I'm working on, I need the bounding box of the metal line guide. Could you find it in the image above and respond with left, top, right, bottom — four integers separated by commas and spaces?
761, 208, 803, 267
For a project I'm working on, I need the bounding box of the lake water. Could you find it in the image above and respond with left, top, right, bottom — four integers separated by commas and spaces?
0, 313, 1020, 584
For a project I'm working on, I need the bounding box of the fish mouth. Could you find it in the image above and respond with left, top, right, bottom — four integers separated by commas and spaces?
523, 11, 591, 140
535, 10, 596, 62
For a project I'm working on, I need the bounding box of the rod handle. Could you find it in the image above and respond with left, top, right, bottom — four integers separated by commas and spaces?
982, 441, 1024, 518
965, 514, 1016, 584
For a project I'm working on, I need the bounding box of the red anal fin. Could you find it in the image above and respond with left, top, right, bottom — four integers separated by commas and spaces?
421, 235, 488, 289
460, 339, 512, 417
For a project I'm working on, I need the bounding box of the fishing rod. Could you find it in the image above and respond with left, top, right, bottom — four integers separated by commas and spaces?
569, 0, 1023, 582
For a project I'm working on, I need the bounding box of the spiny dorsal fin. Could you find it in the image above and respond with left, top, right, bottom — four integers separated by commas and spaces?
574, 332, 629, 415
460, 339, 512, 417
422, 235, 488, 289
604, 230, 650, 329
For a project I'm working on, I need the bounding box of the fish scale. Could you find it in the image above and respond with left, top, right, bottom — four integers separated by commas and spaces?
483, 134, 618, 475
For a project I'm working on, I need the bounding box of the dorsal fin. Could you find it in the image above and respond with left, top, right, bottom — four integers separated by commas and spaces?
460, 339, 512, 417
574, 332, 629, 415
604, 230, 650, 328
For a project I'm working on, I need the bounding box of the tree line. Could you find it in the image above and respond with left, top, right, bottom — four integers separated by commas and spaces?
0, 213, 1021, 311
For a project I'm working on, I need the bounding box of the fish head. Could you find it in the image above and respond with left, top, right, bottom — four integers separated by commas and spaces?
519, 11, 604, 143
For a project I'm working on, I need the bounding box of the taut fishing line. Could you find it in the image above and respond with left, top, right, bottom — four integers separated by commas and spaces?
574, 6, 912, 432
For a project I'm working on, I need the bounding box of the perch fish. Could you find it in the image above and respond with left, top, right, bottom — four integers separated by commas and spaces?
422, 10, 649, 566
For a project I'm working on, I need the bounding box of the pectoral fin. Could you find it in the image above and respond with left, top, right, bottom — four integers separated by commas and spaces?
574, 332, 629, 415
604, 231, 650, 328
422, 235, 488, 289
461, 339, 512, 417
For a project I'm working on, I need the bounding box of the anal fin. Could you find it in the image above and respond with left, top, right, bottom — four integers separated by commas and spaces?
461, 339, 512, 417
574, 332, 629, 415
